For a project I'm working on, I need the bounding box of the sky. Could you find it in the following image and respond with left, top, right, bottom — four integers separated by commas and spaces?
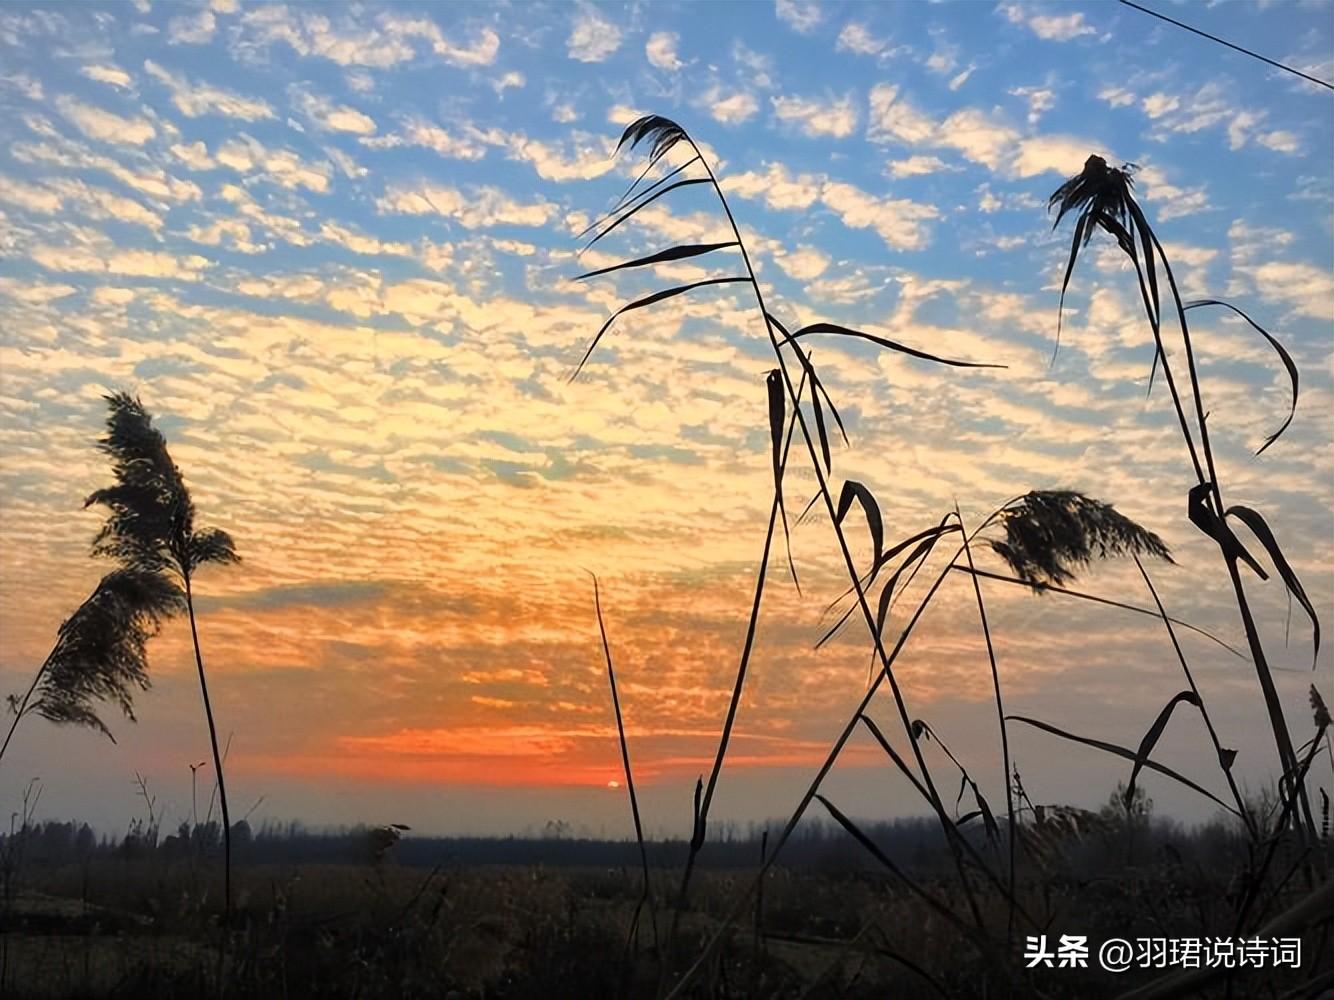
0, 0, 1331, 840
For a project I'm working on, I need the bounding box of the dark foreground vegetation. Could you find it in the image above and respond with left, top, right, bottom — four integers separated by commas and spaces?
2, 793, 1332, 999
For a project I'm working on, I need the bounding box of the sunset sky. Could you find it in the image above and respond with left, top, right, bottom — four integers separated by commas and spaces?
0, 0, 1330, 839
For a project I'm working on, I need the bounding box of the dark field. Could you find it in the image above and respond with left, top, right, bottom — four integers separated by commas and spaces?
3, 815, 1331, 998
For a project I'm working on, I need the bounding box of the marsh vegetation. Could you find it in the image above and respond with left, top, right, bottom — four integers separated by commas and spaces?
1, 114, 1330, 998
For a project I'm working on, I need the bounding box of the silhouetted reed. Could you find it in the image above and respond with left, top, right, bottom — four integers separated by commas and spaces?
84, 392, 240, 914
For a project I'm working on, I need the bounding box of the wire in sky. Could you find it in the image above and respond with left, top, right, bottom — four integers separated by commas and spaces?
1118, 0, 1334, 92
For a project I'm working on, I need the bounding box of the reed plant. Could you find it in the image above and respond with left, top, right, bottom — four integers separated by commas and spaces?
575, 118, 1328, 995
1048, 155, 1320, 836
82, 392, 240, 913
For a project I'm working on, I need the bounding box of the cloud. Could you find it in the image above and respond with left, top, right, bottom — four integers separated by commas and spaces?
731, 41, 775, 89
319, 221, 412, 257
14, 136, 202, 202
376, 181, 557, 229
202, 581, 393, 613
499, 132, 617, 182
217, 182, 312, 245
1258, 130, 1300, 154
925, 40, 958, 76
836, 23, 889, 56
0, 278, 77, 304
1142, 92, 1179, 119
1, 0, 1329, 835
948, 66, 976, 91
240, 9, 417, 68
775, 0, 822, 34
491, 70, 525, 95
887, 155, 953, 178
379, 13, 500, 66
30, 240, 211, 280
1135, 164, 1210, 221
44, 177, 162, 229
143, 60, 275, 121
216, 135, 332, 192
1139, 83, 1302, 156
646, 31, 682, 71
0, 174, 64, 214
867, 84, 937, 145
80, 65, 132, 89
567, 7, 621, 63
0, 70, 44, 101
324, 146, 367, 179
186, 217, 264, 253
1098, 86, 1135, 108
726, 162, 938, 250
723, 163, 821, 211
1249, 262, 1334, 320
775, 245, 831, 281
820, 181, 939, 250
168, 8, 215, 44
361, 118, 486, 160
771, 93, 858, 138
868, 82, 1092, 179
345, 70, 375, 93
291, 87, 377, 134
935, 108, 1020, 171
1011, 135, 1100, 178
169, 141, 216, 170
54, 95, 155, 145
237, 7, 498, 68
1010, 85, 1056, 125
998, 2, 1096, 41
705, 87, 759, 125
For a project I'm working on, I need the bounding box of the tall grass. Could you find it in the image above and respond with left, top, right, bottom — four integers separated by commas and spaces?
1048, 156, 1320, 838
590, 574, 658, 964
83, 393, 240, 914
574, 117, 1328, 996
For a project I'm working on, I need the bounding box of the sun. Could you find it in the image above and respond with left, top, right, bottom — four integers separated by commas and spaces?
606, 780, 620, 789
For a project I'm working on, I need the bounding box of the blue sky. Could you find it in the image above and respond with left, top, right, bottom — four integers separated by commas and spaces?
0, 0, 1331, 837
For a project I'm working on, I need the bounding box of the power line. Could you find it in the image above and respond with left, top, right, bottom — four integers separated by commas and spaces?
1118, 0, 1334, 92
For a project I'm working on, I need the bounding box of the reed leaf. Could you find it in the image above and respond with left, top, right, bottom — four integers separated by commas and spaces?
766, 370, 784, 495
779, 322, 1003, 369
1126, 691, 1201, 811
571, 276, 749, 380
575, 241, 739, 280
584, 178, 714, 250
1226, 505, 1320, 667
810, 371, 832, 474
1183, 300, 1297, 454
833, 480, 883, 569
949, 565, 1249, 661
1008, 715, 1235, 814
590, 154, 701, 237
815, 522, 956, 651
1187, 483, 1267, 579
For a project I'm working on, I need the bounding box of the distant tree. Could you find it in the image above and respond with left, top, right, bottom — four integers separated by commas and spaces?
543, 819, 571, 841
75, 823, 96, 858
84, 392, 240, 913
1101, 780, 1154, 829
